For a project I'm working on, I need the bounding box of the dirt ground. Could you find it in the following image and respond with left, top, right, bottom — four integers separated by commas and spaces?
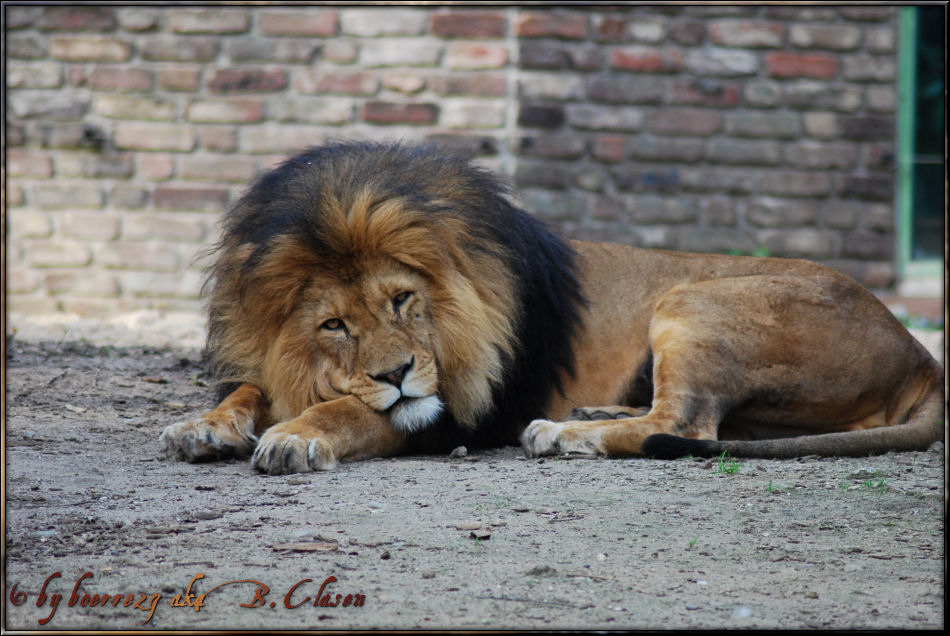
3, 314, 946, 631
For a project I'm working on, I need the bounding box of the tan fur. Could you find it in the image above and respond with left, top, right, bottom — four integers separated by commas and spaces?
522, 241, 944, 459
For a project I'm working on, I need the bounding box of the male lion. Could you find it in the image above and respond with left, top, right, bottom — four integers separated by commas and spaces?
160, 141, 944, 474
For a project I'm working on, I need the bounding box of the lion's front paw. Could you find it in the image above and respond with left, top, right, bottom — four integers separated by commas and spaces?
160, 414, 257, 462
521, 419, 601, 458
251, 428, 337, 475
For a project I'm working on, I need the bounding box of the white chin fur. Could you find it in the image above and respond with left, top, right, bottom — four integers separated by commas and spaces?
390, 396, 443, 433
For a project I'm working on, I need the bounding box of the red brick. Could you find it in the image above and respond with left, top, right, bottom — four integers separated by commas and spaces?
595, 17, 628, 42
260, 10, 337, 37
429, 73, 506, 97
669, 79, 740, 107
445, 42, 508, 70
362, 101, 439, 125
208, 68, 288, 93
50, 36, 132, 62
199, 126, 238, 152
297, 70, 378, 96
592, 134, 626, 162
168, 9, 249, 34
766, 52, 837, 79
36, 6, 116, 31
158, 68, 201, 91
610, 47, 681, 73
515, 12, 588, 39
187, 99, 265, 123
153, 186, 229, 212
709, 20, 785, 48
88, 67, 153, 92
648, 108, 723, 136
431, 11, 506, 38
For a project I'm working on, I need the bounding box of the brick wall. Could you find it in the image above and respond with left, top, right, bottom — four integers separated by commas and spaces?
5, 5, 899, 317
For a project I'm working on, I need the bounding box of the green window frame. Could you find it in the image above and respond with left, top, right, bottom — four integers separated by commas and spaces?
896, 6, 945, 281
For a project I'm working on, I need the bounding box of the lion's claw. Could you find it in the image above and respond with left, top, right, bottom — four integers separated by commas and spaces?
252, 430, 337, 475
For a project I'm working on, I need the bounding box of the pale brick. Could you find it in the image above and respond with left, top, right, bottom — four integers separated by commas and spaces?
786, 81, 861, 112
679, 167, 755, 194
742, 80, 783, 107
98, 242, 179, 271
629, 136, 705, 163
45, 270, 120, 297
429, 73, 505, 97
121, 270, 203, 299
7, 183, 25, 207
629, 18, 668, 43
158, 68, 201, 91
272, 97, 356, 124
187, 99, 265, 123
6, 63, 63, 88
260, 10, 337, 37
5, 7, 40, 29
141, 36, 219, 62
7, 267, 42, 294
7, 150, 53, 178
709, 20, 785, 48
566, 104, 643, 131
94, 95, 175, 120
9, 211, 53, 238
649, 108, 723, 136
241, 124, 326, 154
361, 41, 442, 67
678, 227, 756, 254
341, 10, 427, 36
624, 195, 698, 224
382, 72, 427, 94
7, 35, 46, 59
588, 75, 664, 104
725, 111, 800, 138
863, 203, 893, 232
841, 56, 895, 82
9, 92, 89, 120
822, 201, 861, 230
757, 171, 832, 197
445, 42, 507, 70
168, 9, 249, 34
199, 126, 239, 152
519, 74, 586, 100
865, 27, 895, 53
179, 155, 258, 183
8, 295, 60, 314
323, 40, 359, 64
592, 134, 627, 162
110, 185, 149, 209
27, 239, 92, 267
684, 48, 758, 76
153, 186, 229, 212
33, 185, 103, 209
788, 23, 861, 50
50, 36, 132, 62
228, 38, 318, 64
784, 141, 857, 169
88, 67, 154, 92
115, 123, 196, 152
842, 231, 892, 260
747, 197, 818, 227
137, 154, 175, 181
762, 230, 835, 258
208, 68, 288, 93
118, 9, 161, 32
700, 197, 737, 226
866, 85, 895, 112
123, 214, 206, 242
518, 134, 587, 159
707, 138, 781, 165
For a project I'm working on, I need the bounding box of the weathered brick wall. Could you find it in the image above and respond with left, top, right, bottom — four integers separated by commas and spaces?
5, 5, 898, 316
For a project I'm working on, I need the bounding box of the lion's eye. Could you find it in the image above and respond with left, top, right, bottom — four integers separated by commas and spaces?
392, 291, 412, 313
321, 318, 346, 332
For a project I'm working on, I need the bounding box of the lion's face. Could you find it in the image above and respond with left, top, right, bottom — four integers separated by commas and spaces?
285, 258, 443, 433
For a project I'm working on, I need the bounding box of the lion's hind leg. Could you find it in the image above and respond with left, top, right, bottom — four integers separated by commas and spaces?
161, 383, 271, 462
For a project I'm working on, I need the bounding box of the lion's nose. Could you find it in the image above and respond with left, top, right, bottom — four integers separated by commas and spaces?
373, 357, 413, 387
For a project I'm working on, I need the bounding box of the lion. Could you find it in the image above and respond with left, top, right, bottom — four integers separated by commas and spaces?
160, 141, 945, 474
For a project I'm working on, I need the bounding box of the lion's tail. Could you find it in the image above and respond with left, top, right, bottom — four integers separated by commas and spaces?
643, 369, 946, 459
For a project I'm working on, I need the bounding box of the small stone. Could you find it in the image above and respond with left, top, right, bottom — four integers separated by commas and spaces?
449, 445, 468, 458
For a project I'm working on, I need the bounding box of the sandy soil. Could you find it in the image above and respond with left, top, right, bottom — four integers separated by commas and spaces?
3, 313, 946, 630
